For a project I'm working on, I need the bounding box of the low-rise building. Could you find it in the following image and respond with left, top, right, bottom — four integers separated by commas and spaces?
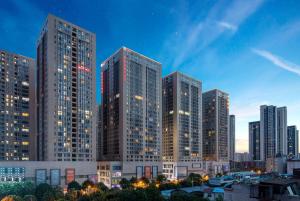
0, 161, 97, 190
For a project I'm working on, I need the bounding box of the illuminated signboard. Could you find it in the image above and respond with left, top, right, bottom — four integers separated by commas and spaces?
0, 167, 25, 183
136, 166, 143, 179
152, 166, 158, 178
50, 169, 60, 186
36, 169, 47, 185
144, 166, 151, 179
65, 168, 75, 184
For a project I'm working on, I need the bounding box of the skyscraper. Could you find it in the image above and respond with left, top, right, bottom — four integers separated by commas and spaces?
260, 105, 277, 160
0, 50, 35, 161
287, 125, 299, 157
101, 47, 162, 180
277, 107, 287, 155
162, 72, 202, 179
249, 121, 261, 161
229, 115, 235, 161
202, 89, 229, 161
36, 14, 96, 161
97, 105, 102, 161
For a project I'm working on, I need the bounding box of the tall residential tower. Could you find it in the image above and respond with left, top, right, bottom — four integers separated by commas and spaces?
162, 72, 202, 179
100, 47, 162, 184
36, 14, 96, 161
277, 107, 287, 155
260, 105, 277, 160
287, 126, 299, 157
249, 121, 261, 161
229, 115, 235, 161
202, 89, 229, 162
0, 50, 35, 161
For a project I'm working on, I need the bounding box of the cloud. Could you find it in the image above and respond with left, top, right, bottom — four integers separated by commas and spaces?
252, 48, 300, 76
217, 21, 237, 32
159, 0, 264, 70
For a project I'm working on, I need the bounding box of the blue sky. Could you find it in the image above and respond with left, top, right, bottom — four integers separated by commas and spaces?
1, 0, 300, 152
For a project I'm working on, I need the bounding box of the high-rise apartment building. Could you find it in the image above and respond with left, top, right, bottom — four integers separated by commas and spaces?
229, 115, 235, 161
260, 105, 277, 160
36, 14, 96, 161
287, 125, 298, 157
162, 72, 202, 179
249, 121, 261, 161
97, 105, 102, 161
0, 50, 35, 161
202, 89, 229, 162
277, 107, 287, 155
100, 47, 162, 183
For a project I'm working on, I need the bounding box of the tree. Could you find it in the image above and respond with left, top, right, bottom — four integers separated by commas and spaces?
187, 173, 202, 186
82, 180, 95, 190
140, 177, 150, 185
1, 195, 23, 201
144, 184, 164, 201
23, 195, 37, 201
41, 191, 55, 201
170, 190, 190, 201
65, 189, 79, 201
35, 183, 53, 201
119, 178, 131, 189
96, 182, 108, 192
67, 181, 82, 191
156, 175, 167, 184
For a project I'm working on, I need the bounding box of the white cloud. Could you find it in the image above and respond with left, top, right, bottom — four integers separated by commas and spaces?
252, 48, 300, 76
217, 21, 237, 32
159, 0, 264, 70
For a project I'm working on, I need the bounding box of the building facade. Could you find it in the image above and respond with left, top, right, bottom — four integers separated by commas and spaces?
0, 161, 97, 190
202, 89, 229, 162
36, 14, 96, 161
249, 121, 261, 161
97, 105, 102, 161
101, 47, 162, 184
277, 107, 287, 155
234, 152, 250, 162
287, 126, 298, 157
260, 105, 277, 160
0, 50, 35, 161
229, 115, 235, 161
162, 72, 202, 179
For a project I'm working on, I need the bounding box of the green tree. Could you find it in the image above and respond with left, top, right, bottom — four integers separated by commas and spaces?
82, 180, 95, 190
119, 178, 131, 189
144, 184, 164, 201
187, 173, 202, 186
96, 182, 108, 192
41, 191, 55, 201
35, 183, 53, 201
65, 189, 79, 201
156, 175, 167, 184
1, 195, 23, 201
23, 195, 37, 201
170, 190, 190, 201
67, 181, 82, 191
140, 177, 150, 185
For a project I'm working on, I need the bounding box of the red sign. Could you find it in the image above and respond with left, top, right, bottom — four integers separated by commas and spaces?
144, 166, 152, 179
65, 168, 75, 184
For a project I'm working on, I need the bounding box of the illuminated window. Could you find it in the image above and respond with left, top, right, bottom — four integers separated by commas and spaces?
22, 113, 29, 117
